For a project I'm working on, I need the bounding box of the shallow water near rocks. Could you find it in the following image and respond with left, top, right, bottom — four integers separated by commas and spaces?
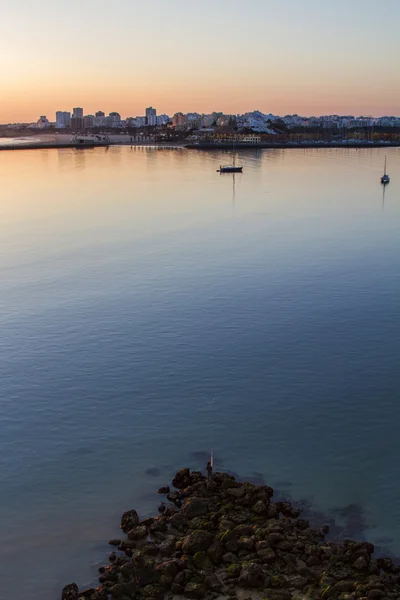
0, 146, 400, 600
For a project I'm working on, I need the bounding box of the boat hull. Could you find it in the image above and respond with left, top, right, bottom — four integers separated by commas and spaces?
217, 167, 243, 173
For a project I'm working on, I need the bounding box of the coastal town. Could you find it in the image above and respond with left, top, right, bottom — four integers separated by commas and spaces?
2, 106, 400, 146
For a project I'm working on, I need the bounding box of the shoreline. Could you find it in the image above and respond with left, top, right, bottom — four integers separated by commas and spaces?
0, 141, 399, 152
62, 468, 400, 600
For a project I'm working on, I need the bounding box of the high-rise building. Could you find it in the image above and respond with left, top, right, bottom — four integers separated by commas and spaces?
83, 115, 95, 128
56, 111, 71, 129
71, 107, 84, 130
95, 111, 105, 118
105, 112, 121, 128
172, 112, 187, 127
146, 106, 157, 126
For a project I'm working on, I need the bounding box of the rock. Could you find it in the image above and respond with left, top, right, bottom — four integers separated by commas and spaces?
120, 510, 139, 533
127, 525, 147, 540
172, 468, 192, 489
109, 552, 116, 562
305, 554, 320, 566
234, 524, 253, 537
182, 498, 209, 519
376, 557, 394, 572
287, 575, 307, 589
367, 590, 385, 600
110, 582, 137, 598
182, 530, 213, 554
169, 512, 186, 531
207, 541, 224, 565
226, 487, 245, 498
238, 537, 254, 551
158, 486, 170, 494
227, 563, 242, 577
238, 563, 265, 588
193, 551, 213, 570
184, 581, 207, 598
205, 573, 222, 592
159, 539, 176, 557
335, 581, 355, 593
222, 552, 237, 564
156, 560, 179, 579
78, 589, 95, 599
354, 556, 369, 570
277, 541, 293, 552
257, 548, 276, 564
108, 539, 121, 547
142, 541, 159, 555
171, 583, 185, 595
225, 540, 238, 553
167, 491, 183, 507
252, 500, 267, 514
62, 583, 79, 600
267, 533, 283, 546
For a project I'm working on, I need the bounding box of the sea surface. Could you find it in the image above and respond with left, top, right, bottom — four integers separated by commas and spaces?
0, 146, 399, 600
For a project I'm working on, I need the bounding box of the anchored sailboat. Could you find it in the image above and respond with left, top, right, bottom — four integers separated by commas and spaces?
217, 147, 243, 173
381, 155, 390, 184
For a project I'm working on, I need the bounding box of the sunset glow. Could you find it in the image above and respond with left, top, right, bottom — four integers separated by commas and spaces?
1, 0, 400, 122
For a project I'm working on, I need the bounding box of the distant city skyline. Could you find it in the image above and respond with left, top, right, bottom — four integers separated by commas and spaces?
2, 0, 399, 122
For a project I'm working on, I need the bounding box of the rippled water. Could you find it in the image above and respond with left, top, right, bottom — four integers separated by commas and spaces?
0, 146, 399, 599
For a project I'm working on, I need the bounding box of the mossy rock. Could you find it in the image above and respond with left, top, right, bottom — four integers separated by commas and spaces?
227, 563, 241, 577
193, 551, 213, 571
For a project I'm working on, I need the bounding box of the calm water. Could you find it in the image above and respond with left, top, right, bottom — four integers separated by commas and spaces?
1, 146, 399, 600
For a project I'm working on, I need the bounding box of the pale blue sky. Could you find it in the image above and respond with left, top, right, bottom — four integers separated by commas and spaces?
1, 0, 399, 120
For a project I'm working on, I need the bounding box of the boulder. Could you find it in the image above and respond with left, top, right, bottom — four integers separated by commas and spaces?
354, 556, 369, 571
78, 589, 95, 599
169, 512, 186, 531
252, 500, 267, 514
238, 563, 265, 588
108, 539, 121, 547
110, 582, 137, 598
158, 486, 170, 494
205, 573, 222, 592
267, 533, 283, 546
62, 583, 79, 600
182, 530, 213, 554
155, 560, 179, 579
184, 581, 206, 598
238, 537, 254, 551
120, 510, 139, 533
234, 524, 253, 537
127, 526, 147, 540
173, 468, 192, 489
207, 541, 224, 565
182, 497, 209, 519
159, 539, 176, 557
222, 552, 237, 564
193, 551, 213, 570
367, 590, 385, 600
226, 487, 245, 498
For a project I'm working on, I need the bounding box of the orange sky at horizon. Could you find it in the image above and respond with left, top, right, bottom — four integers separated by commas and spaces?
2, 82, 399, 123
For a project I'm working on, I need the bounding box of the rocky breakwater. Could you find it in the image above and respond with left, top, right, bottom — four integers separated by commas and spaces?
62, 469, 400, 600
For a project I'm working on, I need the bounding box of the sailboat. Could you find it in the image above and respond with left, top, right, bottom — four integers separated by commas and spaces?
217, 146, 243, 173
381, 156, 390, 184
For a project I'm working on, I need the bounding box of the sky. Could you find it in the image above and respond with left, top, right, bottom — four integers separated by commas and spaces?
1, 0, 399, 122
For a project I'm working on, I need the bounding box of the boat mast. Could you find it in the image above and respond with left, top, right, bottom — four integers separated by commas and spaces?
384, 155, 387, 175
233, 144, 236, 167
